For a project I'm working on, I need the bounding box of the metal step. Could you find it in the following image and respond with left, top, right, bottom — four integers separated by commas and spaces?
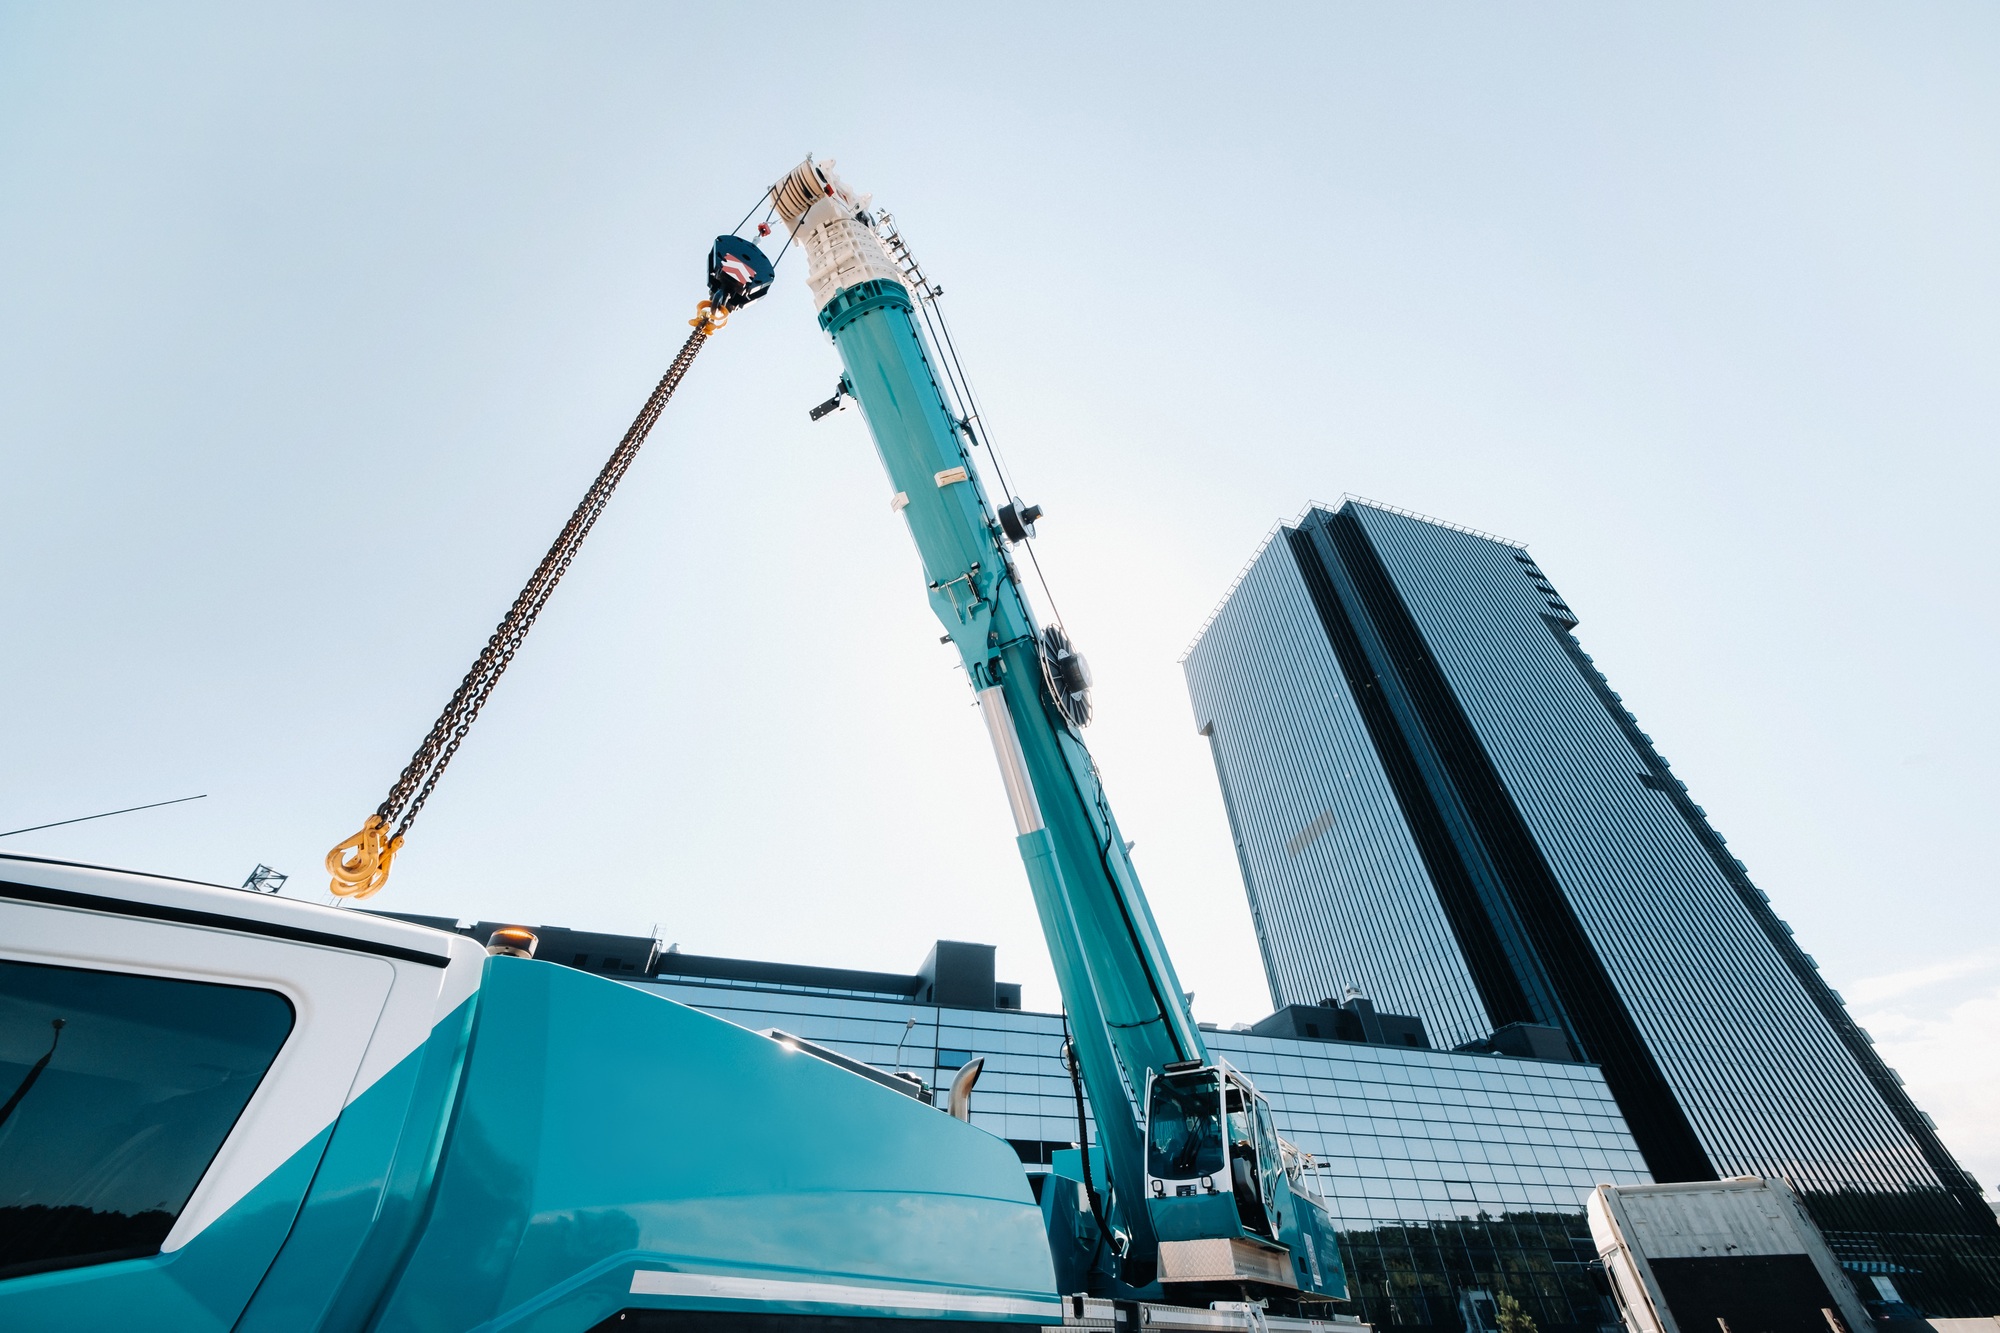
1055, 1296, 1371, 1332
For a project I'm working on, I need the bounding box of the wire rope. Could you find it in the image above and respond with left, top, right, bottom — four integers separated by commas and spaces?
727, 186, 773, 239
905, 263, 1071, 634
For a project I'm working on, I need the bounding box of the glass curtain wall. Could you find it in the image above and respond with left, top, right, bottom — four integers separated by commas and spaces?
1183, 499, 2000, 1312
638, 973, 1651, 1332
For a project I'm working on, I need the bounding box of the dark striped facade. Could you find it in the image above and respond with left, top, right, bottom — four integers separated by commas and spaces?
1183, 500, 1999, 1314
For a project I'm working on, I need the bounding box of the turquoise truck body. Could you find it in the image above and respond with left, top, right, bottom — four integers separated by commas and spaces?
0, 856, 1059, 1331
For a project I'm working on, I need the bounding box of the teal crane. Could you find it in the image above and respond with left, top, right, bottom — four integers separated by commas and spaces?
0, 161, 1343, 1333
769, 158, 1345, 1303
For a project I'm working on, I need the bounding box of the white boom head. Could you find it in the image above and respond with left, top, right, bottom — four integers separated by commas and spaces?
772, 157, 909, 310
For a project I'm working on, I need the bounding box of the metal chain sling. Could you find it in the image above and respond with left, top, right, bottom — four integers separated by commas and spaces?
326, 230, 778, 899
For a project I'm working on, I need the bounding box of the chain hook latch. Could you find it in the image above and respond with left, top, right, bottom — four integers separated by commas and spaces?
326, 814, 403, 899
689, 299, 728, 335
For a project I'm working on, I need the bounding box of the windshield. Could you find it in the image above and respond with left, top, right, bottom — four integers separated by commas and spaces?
1147, 1074, 1224, 1180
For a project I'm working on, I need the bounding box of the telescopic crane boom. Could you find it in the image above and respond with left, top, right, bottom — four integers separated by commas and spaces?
772, 158, 1345, 1304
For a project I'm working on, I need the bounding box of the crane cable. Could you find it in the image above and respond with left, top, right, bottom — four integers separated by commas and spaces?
324, 299, 732, 901
879, 215, 1069, 638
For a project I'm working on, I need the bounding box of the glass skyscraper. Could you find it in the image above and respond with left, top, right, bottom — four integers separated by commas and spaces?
1182, 499, 1999, 1314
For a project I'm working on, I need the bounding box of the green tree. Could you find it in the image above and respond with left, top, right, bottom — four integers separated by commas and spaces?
1496, 1292, 1539, 1333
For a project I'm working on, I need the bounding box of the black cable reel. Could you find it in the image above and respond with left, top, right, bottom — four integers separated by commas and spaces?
998, 499, 1042, 544
1041, 624, 1093, 729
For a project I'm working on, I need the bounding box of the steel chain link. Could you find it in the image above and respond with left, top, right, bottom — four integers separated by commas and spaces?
375, 325, 708, 843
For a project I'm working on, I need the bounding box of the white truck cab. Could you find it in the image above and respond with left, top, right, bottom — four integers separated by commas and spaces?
0, 852, 483, 1329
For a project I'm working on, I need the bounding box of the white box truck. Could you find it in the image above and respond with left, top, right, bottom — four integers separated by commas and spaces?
1588, 1177, 1873, 1333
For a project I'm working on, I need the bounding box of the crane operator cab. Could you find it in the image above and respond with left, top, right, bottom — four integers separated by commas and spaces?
1145, 1063, 1281, 1236
1143, 1061, 1347, 1302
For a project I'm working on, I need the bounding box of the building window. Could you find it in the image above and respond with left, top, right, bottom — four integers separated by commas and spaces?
0, 959, 294, 1280
936, 1049, 975, 1070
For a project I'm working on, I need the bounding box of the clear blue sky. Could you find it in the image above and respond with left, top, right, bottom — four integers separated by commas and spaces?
4, 5, 1995, 1192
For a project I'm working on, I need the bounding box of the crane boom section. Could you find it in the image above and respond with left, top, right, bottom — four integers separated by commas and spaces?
781, 165, 1205, 1257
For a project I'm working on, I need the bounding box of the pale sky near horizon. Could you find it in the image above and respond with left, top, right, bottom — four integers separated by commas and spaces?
4, 5, 1996, 1195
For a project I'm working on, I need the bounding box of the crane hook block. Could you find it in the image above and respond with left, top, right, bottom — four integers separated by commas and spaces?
326, 813, 403, 899
707, 235, 775, 313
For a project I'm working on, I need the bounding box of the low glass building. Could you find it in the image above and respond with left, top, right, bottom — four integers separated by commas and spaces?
387, 916, 1652, 1331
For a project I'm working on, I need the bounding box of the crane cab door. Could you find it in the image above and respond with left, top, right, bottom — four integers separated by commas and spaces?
0, 880, 398, 1332
1222, 1073, 1282, 1240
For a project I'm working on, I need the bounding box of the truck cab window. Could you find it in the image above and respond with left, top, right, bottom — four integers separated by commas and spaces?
0, 959, 293, 1280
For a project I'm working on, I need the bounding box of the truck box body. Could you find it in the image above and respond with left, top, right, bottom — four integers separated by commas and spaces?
0, 854, 1060, 1331
1588, 1178, 1872, 1333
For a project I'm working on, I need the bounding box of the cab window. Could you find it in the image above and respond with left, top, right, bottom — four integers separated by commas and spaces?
1253, 1099, 1283, 1200
1146, 1074, 1224, 1179
0, 958, 293, 1279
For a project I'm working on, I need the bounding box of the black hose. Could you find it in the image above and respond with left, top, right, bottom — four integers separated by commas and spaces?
1062, 1014, 1112, 1274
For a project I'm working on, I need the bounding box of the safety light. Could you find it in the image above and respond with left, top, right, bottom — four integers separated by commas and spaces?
485, 927, 537, 958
